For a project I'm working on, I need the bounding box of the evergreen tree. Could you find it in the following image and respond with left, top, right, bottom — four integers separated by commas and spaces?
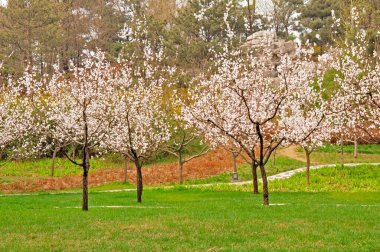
272, 0, 304, 39
0, 0, 64, 76
299, 0, 341, 52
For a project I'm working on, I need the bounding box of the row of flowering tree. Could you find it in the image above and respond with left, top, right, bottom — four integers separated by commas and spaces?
9, 44, 171, 210
0, 4, 378, 209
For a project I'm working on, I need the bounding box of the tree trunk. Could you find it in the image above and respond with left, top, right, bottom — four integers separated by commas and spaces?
305, 149, 311, 185
354, 136, 358, 159
71, 147, 76, 160
233, 154, 238, 174
178, 154, 183, 184
259, 164, 269, 205
82, 148, 90, 211
135, 161, 143, 203
251, 162, 259, 194
123, 155, 128, 183
232, 153, 238, 181
51, 146, 60, 177
246, 0, 256, 33
340, 137, 344, 168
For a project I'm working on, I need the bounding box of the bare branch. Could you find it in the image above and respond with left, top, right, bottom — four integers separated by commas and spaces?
63, 152, 83, 167
183, 146, 209, 163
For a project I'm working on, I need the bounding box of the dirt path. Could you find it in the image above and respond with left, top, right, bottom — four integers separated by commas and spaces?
278, 145, 306, 162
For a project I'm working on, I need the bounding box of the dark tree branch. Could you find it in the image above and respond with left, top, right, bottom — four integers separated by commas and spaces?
64, 152, 83, 167
207, 118, 253, 160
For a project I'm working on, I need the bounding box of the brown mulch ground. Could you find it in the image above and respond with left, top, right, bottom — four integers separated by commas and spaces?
0, 149, 243, 193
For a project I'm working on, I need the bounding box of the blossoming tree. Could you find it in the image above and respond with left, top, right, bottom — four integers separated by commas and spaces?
27, 51, 120, 211
288, 107, 331, 185
284, 54, 334, 185
0, 83, 29, 154
102, 61, 171, 203
0, 87, 16, 151
366, 59, 380, 136
330, 8, 377, 163
183, 45, 328, 205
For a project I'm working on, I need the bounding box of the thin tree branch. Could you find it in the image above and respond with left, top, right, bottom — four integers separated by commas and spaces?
183, 146, 209, 163
63, 152, 83, 167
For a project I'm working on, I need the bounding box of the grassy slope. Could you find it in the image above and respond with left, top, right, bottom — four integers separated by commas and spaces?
200, 164, 380, 193
0, 189, 379, 251
317, 143, 380, 154
269, 164, 380, 192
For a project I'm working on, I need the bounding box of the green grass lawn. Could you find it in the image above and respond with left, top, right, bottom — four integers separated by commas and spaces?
1, 162, 379, 251
0, 189, 379, 251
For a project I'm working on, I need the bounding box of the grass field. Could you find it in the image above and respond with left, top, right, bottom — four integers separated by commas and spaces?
0, 189, 379, 251
1, 154, 379, 251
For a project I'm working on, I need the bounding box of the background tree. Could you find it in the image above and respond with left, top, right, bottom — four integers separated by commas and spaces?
146, 0, 176, 22
0, 0, 126, 77
299, 0, 342, 53
330, 9, 375, 167
171, 0, 246, 77
162, 124, 209, 184
272, 0, 303, 39
0, 0, 64, 76
223, 141, 242, 181
58, 0, 125, 69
